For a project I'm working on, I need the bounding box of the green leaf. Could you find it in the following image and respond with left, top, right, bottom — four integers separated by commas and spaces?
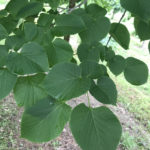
14, 73, 48, 107
90, 77, 117, 105
77, 43, 100, 62
0, 15, 18, 34
52, 14, 86, 36
34, 27, 54, 46
134, 18, 150, 41
7, 42, 49, 75
79, 16, 110, 44
86, 4, 107, 19
124, 57, 149, 85
6, 0, 28, 16
0, 45, 8, 67
99, 44, 106, 62
46, 38, 73, 66
44, 0, 60, 9
80, 61, 107, 79
5, 34, 26, 51
108, 55, 126, 76
0, 9, 7, 18
21, 98, 71, 142
104, 47, 115, 61
16, 2, 43, 18
120, 0, 150, 21
70, 104, 122, 150
110, 23, 130, 50
43, 62, 91, 100
0, 68, 17, 100
37, 13, 54, 27
24, 22, 37, 41
0, 24, 8, 40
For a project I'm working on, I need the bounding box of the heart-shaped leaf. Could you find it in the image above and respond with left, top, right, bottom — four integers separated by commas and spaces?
43, 62, 91, 100
70, 104, 122, 150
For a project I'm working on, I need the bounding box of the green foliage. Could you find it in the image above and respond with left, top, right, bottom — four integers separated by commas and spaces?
124, 57, 148, 85
134, 18, 150, 41
0, 0, 150, 150
70, 104, 122, 150
109, 23, 130, 49
21, 97, 71, 142
90, 77, 117, 105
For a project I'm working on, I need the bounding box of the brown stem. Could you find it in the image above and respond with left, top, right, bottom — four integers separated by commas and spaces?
64, 0, 77, 42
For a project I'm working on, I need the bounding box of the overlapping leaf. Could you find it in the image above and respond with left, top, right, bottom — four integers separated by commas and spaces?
0, 45, 8, 67
110, 23, 130, 50
77, 43, 101, 62
43, 62, 91, 100
90, 77, 117, 105
46, 38, 73, 66
70, 104, 122, 150
80, 61, 107, 79
0, 69, 17, 100
0, 24, 8, 40
7, 42, 49, 75
120, 0, 150, 21
108, 55, 126, 76
134, 18, 150, 41
14, 73, 48, 107
21, 98, 71, 142
124, 57, 148, 85
52, 14, 86, 36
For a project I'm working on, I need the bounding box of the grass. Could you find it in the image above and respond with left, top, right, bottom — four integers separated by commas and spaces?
112, 74, 150, 130
120, 132, 138, 150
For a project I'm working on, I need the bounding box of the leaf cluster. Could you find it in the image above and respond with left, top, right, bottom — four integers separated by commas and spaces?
0, 0, 149, 150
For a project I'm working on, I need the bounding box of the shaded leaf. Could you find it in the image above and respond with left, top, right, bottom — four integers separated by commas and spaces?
108, 55, 126, 76
46, 38, 73, 66
124, 57, 149, 85
0, 24, 8, 40
14, 73, 48, 107
52, 14, 86, 36
43, 62, 91, 100
110, 23, 130, 50
0, 69, 17, 100
80, 61, 107, 79
120, 0, 150, 21
86, 3, 107, 18
7, 42, 49, 75
24, 22, 37, 41
70, 104, 122, 150
21, 98, 71, 142
90, 77, 117, 105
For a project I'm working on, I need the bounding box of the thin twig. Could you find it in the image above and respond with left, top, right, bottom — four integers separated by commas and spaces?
106, 10, 127, 47
68, 0, 88, 13
87, 92, 91, 108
